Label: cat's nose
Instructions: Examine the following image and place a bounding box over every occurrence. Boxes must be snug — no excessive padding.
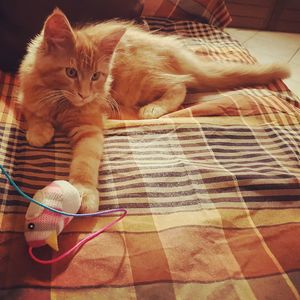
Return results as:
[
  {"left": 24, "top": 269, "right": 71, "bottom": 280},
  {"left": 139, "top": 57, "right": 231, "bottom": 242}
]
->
[{"left": 78, "top": 92, "right": 89, "bottom": 100}]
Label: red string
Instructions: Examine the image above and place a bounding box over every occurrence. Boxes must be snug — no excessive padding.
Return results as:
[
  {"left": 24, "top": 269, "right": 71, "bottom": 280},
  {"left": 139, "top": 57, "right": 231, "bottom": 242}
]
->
[{"left": 28, "top": 208, "right": 127, "bottom": 265}]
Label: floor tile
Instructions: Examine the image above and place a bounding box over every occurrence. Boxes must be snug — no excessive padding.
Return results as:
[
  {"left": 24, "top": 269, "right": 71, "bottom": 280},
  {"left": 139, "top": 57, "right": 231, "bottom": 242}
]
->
[
  {"left": 246, "top": 47, "right": 290, "bottom": 64},
  {"left": 225, "top": 28, "right": 258, "bottom": 44},
  {"left": 290, "top": 49, "right": 300, "bottom": 64},
  {"left": 288, "top": 62, "right": 300, "bottom": 82},
  {"left": 284, "top": 78, "right": 300, "bottom": 97},
  {"left": 254, "top": 31, "right": 300, "bottom": 48},
  {"left": 243, "top": 36, "right": 299, "bottom": 61}
]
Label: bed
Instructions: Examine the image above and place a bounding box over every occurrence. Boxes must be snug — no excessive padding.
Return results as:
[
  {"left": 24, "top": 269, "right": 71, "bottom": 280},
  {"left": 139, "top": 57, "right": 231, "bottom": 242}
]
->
[{"left": 1, "top": 1, "right": 300, "bottom": 299}]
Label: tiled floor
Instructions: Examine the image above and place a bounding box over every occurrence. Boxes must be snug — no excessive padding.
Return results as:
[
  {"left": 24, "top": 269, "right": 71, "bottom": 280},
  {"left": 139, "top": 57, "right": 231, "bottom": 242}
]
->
[{"left": 225, "top": 28, "right": 300, "bottom": 97}]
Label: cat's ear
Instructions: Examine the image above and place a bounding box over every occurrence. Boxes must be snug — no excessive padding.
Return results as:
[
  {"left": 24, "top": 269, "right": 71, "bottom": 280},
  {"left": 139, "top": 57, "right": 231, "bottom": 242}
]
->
[
  {"left": 43, "top": 8, "right": 75, "bottom": 52},
  {"left": 100, "top": 28, "right": 126, "bottom": 56}
]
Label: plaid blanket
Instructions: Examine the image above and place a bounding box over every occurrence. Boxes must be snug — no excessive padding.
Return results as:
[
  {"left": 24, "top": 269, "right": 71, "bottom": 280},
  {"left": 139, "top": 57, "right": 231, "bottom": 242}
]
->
[{"left": 1, "top": 18, "right": 300, "bottom": 300}]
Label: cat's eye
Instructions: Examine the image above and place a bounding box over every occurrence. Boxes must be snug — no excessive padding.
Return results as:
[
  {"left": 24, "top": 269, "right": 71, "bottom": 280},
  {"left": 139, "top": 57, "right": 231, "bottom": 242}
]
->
[
  {"left": 66, "top": 67, "right": 78, "bottom": 78},
  {"left": 91, "top": 72, "right": 101, "bottom": 81}
]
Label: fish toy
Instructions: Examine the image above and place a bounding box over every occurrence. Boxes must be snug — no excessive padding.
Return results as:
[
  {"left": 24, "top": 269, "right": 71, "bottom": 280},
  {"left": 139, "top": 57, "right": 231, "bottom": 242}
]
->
[
  {"left": 24, "top": 180, "right": 81, "bottom": 251},
  {"left": 0, "top": 165, "right": 127, "bottom": 265}
]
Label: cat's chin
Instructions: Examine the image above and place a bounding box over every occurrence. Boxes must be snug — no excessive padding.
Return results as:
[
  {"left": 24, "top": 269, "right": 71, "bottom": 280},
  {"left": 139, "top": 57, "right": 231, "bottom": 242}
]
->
[
  {"left": 70, "top": 99, "right": 93, "bottom": 107},
  {"left": 71, "top": 102, "right": 87, "bottom": 107}
]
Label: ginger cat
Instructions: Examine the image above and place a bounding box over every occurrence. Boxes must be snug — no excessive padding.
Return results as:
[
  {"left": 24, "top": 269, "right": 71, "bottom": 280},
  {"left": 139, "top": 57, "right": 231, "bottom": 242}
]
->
[{"left": 19, "top": 9, "right": 290, "bottom": 212}]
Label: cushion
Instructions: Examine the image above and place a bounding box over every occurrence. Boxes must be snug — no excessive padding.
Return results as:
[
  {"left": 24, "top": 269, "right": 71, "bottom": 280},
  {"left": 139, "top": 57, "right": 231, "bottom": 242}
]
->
[{"left": 142, "top": 0, "right": 232, "bottom": 28}]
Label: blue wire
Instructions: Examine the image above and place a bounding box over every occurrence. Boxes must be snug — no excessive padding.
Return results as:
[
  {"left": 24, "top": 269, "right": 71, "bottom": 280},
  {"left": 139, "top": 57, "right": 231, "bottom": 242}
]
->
[{"left": 0, "top": 165, "right": 126, "bottom": 217}]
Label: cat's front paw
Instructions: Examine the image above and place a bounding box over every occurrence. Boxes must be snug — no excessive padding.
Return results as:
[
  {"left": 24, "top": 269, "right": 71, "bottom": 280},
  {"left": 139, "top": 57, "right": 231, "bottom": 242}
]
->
[
  {"left": 139, "top": 104, "right": 168, "bottom": 119},
  {"left": 72, "top": 183, "right": 99, "bottom": 213},
  {"left": 26, "top": 123, "right": 54, "bottom": 147}
]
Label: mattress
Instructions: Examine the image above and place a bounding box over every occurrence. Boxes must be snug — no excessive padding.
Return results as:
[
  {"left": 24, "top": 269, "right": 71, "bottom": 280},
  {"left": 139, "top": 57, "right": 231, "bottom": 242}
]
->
[{"left": 1, "top": 17, "right": 300, "bottom": 300}]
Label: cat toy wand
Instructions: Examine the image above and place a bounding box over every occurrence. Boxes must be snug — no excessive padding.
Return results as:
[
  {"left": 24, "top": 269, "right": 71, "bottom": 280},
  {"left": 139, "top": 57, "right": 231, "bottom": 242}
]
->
[{"left": 0, "top": 165, "right": 127, "bottom": 265}]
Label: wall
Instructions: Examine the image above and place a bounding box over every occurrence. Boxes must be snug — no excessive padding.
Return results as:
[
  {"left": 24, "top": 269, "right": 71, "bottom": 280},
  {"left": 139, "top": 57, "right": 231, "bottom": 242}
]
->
[{"left": 226, "top": 0, "right": 300, "bottom": 33}]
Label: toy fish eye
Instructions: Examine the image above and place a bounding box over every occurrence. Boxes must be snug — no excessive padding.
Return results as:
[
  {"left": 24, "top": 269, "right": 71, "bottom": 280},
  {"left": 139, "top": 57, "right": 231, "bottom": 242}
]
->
[{"left": 28, "top": 223, "right": 35, "bottom": 230}]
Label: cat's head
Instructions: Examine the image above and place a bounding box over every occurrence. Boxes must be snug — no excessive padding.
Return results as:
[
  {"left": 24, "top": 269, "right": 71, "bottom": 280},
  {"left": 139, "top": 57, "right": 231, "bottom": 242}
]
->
[{"left": 30, "top": 8, "right": 125, "bottom": 107}]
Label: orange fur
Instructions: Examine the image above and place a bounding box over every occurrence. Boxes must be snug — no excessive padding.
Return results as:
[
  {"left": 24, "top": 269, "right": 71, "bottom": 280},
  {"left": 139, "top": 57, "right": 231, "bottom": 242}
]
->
[{"left": 19, "top": 9, "right": 290, "bottom": 212}]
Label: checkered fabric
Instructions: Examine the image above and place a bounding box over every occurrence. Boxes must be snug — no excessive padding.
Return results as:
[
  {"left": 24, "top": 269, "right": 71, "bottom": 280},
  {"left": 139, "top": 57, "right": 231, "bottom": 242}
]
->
[{"left": 1, "top": 18, "right": 300, "bottom": 300}]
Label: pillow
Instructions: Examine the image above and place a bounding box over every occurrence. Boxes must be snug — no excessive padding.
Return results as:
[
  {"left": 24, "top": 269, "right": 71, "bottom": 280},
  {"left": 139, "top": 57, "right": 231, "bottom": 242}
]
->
[
  {"left": 142, "top": 0, "right": 232, "bottom": 28},
  {"left": 0, "top": 0, "right": 143, "bottom": 73}
]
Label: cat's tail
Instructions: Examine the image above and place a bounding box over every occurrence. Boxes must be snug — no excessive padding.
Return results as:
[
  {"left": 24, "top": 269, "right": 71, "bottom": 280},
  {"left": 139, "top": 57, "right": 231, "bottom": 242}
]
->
[{"left": 176, "top": 51, "right": 290, "bottom": 90}]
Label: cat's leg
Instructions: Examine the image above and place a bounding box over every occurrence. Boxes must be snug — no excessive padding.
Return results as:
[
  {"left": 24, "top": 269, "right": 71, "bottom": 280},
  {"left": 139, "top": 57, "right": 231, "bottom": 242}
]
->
[
  {"left": 139, "top": 84, "right": 186, "bottom": 119},
  {"left": 68, "top": 125, "right": 104, "bottom": 213},
  {"left": 25, "top": 110, "right": 54, "bottom": 147}
]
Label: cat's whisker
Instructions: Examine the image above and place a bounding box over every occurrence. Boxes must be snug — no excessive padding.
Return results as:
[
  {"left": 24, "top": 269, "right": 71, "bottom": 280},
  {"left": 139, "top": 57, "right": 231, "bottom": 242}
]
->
[
  {"left": 60, "top": 90, "right": 78, "bottom": 100},
  {"left": 39, "top": 94, "right": 62, "bottom": 103},
  {"left": 56, "top": 97, "right": 70, "bottom": 112},
  {"left": 107, "top": 88, "right": 121, "bottom": 117},
  {"left": 39, "top": 94, "right": 61, "bottom": 101},
  {"left": 111, "top": 99, "right": 120, "bottom": 115},
  {"left": 38, "top": 97, "right": 60, "bottom": 106},
  {"left": 105, "top": 95, "right": 120, "bottom": 117},
  {"left": 36, "top": 90, "right": 66, "bottom": 108},
  {"left": 61, "top": 90, "right": 76, "bottom": 96},
  {"left": 105, "top": 99, "right": 115, "bottom": 115}
]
